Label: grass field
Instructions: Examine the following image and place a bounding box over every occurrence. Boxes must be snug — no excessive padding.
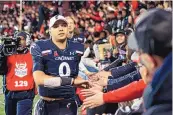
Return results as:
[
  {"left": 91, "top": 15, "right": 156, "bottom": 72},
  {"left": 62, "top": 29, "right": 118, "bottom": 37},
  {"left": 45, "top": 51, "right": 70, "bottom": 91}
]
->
[
  {"left": 0, "top": 77, "right": 40, "bottom": 115},
  {"left": 0, "top": 77, "right": 5, "bottom": 115}
]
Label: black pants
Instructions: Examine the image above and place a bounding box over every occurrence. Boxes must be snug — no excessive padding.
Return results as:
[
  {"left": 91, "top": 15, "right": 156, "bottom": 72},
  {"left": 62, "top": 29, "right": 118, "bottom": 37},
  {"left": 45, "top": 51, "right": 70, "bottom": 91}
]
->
[
  {"left": 34, "top": 99, "right": 78, "bottom": 115},
  {"left": 87, "top": 103, "right": 118, "bottom": 115},
  {"left": 5, "top": 96, "right": 33, "bottom": 115}
]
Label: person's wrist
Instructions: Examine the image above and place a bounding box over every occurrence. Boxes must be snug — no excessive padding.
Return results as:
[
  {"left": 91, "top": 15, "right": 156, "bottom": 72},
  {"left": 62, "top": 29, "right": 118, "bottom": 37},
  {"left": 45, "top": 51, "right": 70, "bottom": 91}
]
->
[{"left": 61, "top": 77, "right": 73, "bottom": 86}]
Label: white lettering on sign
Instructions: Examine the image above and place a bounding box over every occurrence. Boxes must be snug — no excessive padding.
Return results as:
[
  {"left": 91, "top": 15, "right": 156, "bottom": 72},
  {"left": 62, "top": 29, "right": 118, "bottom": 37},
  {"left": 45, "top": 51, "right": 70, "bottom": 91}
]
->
[
  {"left": 15, "top": 81, "right": 28, "bottom": 87},
  {"left": 15, "top": 62, "right": 27, "bottom": 77}
]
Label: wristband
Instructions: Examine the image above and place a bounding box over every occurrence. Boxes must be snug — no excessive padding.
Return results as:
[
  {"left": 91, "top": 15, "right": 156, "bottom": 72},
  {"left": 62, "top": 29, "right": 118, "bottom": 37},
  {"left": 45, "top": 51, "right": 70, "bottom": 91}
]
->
[
  {"left": 61, "top": 77, "right": 73, "bottom": 86},
  {"left": 103, "top": 87, "right": 108, "bottom": 93}
]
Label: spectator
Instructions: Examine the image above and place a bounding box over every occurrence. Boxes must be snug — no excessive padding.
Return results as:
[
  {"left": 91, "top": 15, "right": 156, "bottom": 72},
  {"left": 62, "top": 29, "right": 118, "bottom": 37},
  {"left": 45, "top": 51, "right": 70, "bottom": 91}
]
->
[{"left": 128, "top": 9, "right": 172, "bottom": 115}]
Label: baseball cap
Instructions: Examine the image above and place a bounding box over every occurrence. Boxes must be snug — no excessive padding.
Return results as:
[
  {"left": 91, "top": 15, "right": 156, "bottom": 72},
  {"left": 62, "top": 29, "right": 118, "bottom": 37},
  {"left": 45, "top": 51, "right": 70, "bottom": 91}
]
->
[
  {"left": 49, "top": 15, "right": 68, "bottom": 28},
  {"left": 16, "top": 31, "right": 30, "bottom": 39},
  {"left": 114, "top": 29, "right": 126, "bottom": 36},
  {"left": 128, "top": 9, "right": 172, "bottom": 56}
]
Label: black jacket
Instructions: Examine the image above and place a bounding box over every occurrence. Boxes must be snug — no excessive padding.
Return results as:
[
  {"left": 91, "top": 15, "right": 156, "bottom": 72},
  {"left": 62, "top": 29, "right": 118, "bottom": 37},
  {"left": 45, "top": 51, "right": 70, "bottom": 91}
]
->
[{"left": 0, "top": 45, "right": 7, "bottom": 75}]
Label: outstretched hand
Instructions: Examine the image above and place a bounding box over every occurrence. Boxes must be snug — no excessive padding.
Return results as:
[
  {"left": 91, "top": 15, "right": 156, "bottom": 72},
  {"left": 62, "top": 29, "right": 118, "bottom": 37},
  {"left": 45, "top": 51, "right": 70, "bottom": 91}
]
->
[
  {"left": 80, "top": 83, "right": 103, "bottom": 97},
  {"left": 73, "top": 76, "right": 90, "bottom": 89},
  {"left": 88, "top": 73, "right": 100, "bottom": 82},
  {"left": 82, "top": 92, "right": 105, "bottom": 109},
  {"left": 88, "top": 71, "right": 111, "bottom": 82}
]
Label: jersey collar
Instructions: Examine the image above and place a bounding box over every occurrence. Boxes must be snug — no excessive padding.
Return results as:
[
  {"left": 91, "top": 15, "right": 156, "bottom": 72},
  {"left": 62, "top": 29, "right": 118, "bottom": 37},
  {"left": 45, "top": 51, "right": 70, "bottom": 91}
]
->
[{"left": 49, "top": 38, "right": 70, "bottom": 52}]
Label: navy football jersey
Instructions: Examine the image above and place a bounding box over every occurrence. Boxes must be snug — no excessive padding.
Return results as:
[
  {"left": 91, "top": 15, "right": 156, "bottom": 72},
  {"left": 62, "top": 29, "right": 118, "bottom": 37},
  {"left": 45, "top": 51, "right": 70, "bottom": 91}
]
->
[{"left": 30, "top": 39, "right": 84, "bottom": 98}]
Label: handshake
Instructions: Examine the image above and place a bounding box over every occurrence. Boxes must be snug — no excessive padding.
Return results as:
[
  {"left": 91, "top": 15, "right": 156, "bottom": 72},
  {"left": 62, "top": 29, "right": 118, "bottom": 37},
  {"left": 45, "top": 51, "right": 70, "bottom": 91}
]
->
[
  {"left": 73, "top": 71, "right": 112, "bottom": 109},
  {"left": 73, "top": 71, "right": 111, "bottom": 89}
]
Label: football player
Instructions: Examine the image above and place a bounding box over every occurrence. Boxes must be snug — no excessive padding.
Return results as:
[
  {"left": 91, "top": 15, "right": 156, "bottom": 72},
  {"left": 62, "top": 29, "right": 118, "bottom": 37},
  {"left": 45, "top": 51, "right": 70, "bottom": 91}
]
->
[{"left": 30, "top": 15, "right": 88, "bottom": 115}]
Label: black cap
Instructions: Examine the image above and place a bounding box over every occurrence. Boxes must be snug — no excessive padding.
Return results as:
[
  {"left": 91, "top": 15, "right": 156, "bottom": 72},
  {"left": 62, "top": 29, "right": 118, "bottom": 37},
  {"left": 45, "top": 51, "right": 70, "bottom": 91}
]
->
[
  {"left": 15, "top": 31, "right": 31, "bottom": 46},
  {"left": 128, "top": 9, "right": 172, "bottom": 57},
  {"left": 16, "top": 31, "right": 28, "bottom": 39},
  {"left": 114, "top": 29, "right": 126, "bottom": 36}
]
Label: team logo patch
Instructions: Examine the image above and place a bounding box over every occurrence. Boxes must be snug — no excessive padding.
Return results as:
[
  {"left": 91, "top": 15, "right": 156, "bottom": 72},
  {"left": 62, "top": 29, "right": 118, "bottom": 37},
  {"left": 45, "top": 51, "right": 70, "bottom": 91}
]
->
[
  {"left": 70, "top": 52, "right": 75, "bottom": 55},
  {"left": 42, "top": 50, "right": 52, "bottom": 56},
  {"left": 15, "top": 62, "right": 28, "bottom": 78}
]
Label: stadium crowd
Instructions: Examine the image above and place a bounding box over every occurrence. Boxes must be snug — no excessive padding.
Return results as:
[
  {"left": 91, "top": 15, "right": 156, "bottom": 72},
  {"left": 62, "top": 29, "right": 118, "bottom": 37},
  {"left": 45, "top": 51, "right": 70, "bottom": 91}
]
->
[{"left": 0, "top": 1, "right": 172, "bottom": 115}]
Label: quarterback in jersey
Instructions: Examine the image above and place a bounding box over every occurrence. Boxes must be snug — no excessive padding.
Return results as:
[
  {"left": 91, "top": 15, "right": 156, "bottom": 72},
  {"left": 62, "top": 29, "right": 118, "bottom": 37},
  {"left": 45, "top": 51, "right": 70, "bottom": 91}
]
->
[{"left": 30, "top": 15, "right": 88, "bottom": 115}]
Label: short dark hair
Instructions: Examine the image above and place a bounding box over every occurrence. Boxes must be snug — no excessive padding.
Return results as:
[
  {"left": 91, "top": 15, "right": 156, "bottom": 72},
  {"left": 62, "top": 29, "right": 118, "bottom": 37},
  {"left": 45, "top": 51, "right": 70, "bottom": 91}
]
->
[
  {"left": 93, "top": 32, "right": 100, "bottom": 38},
  {"left": 100, "top": 31, "right": 107, "bottom": 37},
  {"left": 85, "top": 40, "right": 93, "bottom": 44}
]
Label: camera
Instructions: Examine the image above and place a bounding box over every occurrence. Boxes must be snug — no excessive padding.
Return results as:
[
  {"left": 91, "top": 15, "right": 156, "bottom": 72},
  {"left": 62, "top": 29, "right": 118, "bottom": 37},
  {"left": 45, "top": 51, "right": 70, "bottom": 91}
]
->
[{"left": 0, "top": 36, "right": 21, "bottom": 56}]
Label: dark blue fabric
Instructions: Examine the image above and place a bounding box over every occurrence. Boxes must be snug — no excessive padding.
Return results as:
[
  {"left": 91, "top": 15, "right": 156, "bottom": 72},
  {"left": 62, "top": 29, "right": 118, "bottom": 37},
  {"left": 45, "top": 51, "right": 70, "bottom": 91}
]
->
[
  {"left": 37, "top": 5, "right": 48, "bottom": 31},
  {"left": 103, "top": 58, "right": 124, "bottom": 71},
  {"left": 35, "top": 99, "right": 78, "bottom": 115},
  {"left": 110, "top": 62, "right": 137, "bottom": 78},
  {"left": 5, "top": 95, "right": 33, "bottom": 115},
  {"left": 143, "top": 52, "right": 172, "bottom": 114},
  {"left": 30, "top": 39, "right": 84, "bottom": 98},
  {"left": 5, "top": 89, "right": 35, "bottom": 100},
  {"left": 142, "top": 104, "right": 172, "bottom": 115},
  {"left": 107, "top": 70, "right": 141, "bottom": 91},
  {"left": 38, "top": 85, "right": 76, "bottom": 99},
  {"left": 87, "top": 105, "right": 106, "bottom": 115},
  {"left": 0, "top": 44, "right": 7, "bottom": 75},
  {"left": 85, "top": 65, "right": 98, "bottom": 72},
  {"left": 69, "top": 34, "right": 86, "bottom": 44}
]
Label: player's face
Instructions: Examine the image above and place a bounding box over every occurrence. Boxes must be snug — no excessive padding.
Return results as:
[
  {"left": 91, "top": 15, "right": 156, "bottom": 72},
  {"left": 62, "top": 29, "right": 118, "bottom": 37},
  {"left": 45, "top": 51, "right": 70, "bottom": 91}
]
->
[
  {"left": 18, "top": 36, "right": 26, "bottom": 47},
  {"left": 50, "top": 20, "right": 68, "bottom": 41},
  {"left": 66, "top": 18, "right": 75, "bottom": 32},
  {"left": 116, "top": 33, "right": 126, "bottom": 44}
]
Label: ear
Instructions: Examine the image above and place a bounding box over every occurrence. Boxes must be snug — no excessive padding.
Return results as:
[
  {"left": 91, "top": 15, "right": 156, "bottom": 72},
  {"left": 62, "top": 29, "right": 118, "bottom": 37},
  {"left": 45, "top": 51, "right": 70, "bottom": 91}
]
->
[
  {"left": 140, "top": 53, "right": 156, "bottom": 70},
  {"left": 139, "top": 65, "right": 151, "bottom": 84}
]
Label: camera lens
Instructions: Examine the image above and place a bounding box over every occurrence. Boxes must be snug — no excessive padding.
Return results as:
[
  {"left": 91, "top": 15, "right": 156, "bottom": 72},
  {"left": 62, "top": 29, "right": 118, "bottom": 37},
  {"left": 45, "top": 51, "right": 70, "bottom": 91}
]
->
[{"left": 11, "top": 42, "right": 15, "bottom": 45}]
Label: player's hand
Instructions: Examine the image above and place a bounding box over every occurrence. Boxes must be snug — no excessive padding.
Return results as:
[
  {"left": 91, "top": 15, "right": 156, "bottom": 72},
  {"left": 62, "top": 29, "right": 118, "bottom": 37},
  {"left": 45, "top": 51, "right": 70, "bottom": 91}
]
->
[
  {"left": 94, "top": 77, "right": 108, "bottom": 87},
  {"left": 88, "top": 71, "right": 111, "bottom": 82},
  {"left": 88, "top": 73, "right": 99, "bottom": 82},
  {"left": 82, "top": 92, "right": 104, "bottom": 109},
  {"left": 73, "top": 76, "right": 90, "bottom": 89},
  {"left": 80, "top": 83, "right": 103, "bottom": 97}
]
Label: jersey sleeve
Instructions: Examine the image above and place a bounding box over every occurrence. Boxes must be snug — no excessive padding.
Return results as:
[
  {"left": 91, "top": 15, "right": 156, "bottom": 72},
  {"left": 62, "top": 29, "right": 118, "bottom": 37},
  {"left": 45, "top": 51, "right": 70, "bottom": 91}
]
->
[
  {"left": 110, "top": 62, "right": 137, "bottom": 78},
  {"left": 75, "top": 43, "right": 85, "bottom": 56},
  {"left": 30, "top": 42, "right": 44, "bottom": 72},
  {"left": 103, "top": 79, "right": 146, "bottom": 103},
  {"left": 107, "top": 70, "right": 141, "bottom": 91}
]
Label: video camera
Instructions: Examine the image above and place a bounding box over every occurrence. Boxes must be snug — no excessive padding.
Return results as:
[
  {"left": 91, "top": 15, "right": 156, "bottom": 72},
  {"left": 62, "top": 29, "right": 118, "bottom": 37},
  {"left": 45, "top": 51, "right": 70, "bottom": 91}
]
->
[{"left": 0, "top": 36, "right": 21, "bottom": 56}]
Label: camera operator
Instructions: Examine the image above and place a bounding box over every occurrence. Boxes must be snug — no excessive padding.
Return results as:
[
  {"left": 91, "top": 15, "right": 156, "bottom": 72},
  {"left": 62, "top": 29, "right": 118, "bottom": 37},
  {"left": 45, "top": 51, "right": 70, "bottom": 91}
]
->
[{"left": 0, "top": 31, "right": 35, "bottom": 115}]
